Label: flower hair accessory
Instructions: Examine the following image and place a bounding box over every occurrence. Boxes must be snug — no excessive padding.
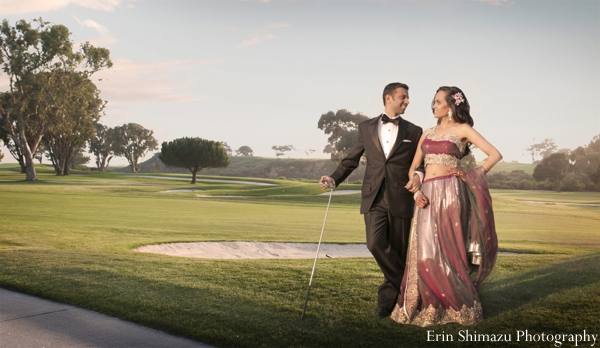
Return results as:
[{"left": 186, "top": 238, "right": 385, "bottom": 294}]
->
[{"left": 452, "top": 92, "right": 465, "bottom": 106}]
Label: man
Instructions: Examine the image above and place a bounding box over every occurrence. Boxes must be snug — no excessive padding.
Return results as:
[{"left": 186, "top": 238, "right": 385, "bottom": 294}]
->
[{"left": 320, "top": 82, "right": 424, "bottom": 319}]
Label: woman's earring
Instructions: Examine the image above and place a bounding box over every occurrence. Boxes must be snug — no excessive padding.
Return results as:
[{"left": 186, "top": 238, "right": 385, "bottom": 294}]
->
[{"left": 448, "top": 110, "right": 453, "bottom": 121}]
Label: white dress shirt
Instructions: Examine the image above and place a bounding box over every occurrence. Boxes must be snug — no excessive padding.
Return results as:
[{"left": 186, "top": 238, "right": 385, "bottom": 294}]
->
[
  {"left": 378, "top": 113, "right": 424, "bottom": 186},
  {"left": 378, "top": 113, "right": 400, "bottom": 158}
]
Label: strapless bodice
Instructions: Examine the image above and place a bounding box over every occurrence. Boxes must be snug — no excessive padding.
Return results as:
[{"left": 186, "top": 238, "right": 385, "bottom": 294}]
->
[{"left": 422, "top": 127, "right": 466, "bottom": 168}]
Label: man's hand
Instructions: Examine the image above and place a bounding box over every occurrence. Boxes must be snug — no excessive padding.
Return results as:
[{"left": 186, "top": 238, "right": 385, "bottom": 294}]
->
[
  {"left": 319, "top": 175, "right": 335, "bottom": 189},
  {"left": 415, "top": 192, "right": 429, "bottom": 208},
  {"left": 405, "top": 173, "right": 422, "bottom": 193}
]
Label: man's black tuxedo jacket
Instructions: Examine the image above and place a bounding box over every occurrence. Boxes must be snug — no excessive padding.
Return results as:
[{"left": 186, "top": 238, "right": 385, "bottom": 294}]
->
[{"left": 329, "top": 115, "right": 423, "bottom": 218}]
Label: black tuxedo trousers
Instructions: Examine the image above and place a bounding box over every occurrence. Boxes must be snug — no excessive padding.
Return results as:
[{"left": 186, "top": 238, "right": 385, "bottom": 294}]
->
[{"left": 330, "top": 116, "right": 423, "bottom": 310}]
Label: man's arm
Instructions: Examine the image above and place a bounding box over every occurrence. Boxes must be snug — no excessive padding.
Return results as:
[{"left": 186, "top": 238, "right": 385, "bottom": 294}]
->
[{"left": 321, "top": 125, "right": 366, "bottom": 188}]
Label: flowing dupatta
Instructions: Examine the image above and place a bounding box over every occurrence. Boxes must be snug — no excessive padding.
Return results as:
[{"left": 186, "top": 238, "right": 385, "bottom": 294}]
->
[{"left": 465, "top": 166, "right": 498, "bottom": 289}]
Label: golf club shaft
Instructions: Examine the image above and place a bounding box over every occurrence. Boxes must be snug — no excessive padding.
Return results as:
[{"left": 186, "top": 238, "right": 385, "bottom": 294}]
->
[{"left": 301, "top": 187, "right": 334, "bottom": 320}]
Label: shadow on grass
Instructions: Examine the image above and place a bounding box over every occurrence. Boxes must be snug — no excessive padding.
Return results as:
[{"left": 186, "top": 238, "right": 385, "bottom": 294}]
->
[
  {"left": 2, "top": 250, "right": 599, "bottom": 348},
  {"left": 480, "top": 252, "right": 600, "bottom": 319}
]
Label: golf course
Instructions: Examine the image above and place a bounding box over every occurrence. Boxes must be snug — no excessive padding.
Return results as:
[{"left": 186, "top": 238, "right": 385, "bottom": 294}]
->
[{"left": 1, "top": 164, "right": 599, "bottom": 347}]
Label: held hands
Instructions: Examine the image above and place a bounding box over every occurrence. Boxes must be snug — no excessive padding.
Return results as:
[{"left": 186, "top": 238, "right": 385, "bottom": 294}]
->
[
  {"left": 319, "top": 176, "right": 335, "bottom": 189},
  {"left": 405, "top": 173, "right": 422, "bottom": 193},
  {"left": 448, "top": 167, "right": 466, "bottom": 182}
]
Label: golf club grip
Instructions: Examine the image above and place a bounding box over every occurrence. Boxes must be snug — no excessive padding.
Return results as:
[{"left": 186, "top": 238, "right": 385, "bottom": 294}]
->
[{"left": 300, "top": 284, "right": 312, "bottom": 320}]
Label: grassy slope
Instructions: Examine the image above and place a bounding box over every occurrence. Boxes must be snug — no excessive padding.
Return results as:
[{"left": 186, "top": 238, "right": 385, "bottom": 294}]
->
[
  {"left": 104, "top": 156, "right": 535, "bottom": 178},
  {"left": 0, "top": 169, "right": 598, "bottom": 347}
]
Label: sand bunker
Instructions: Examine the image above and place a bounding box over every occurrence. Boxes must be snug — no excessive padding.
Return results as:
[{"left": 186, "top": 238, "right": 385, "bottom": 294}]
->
[
  {"left": 135, "top": 242, "right": 371, "bottom": 259},
  {"left": 135, "top": 242, "right": 518, "bottom": 259}
]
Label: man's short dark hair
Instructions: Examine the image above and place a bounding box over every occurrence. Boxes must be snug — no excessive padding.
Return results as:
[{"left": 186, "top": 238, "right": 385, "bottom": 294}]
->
[{"left": 382, "top": 82, "right": 409, "bottom": 105}]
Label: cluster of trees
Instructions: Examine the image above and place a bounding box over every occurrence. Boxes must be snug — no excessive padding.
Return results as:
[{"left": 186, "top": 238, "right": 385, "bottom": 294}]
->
[
  {"left": 531, "top": 135, "right": 600, "bottom": 191},
  {"left": 0, "top": 19, "right": 112, "bottom": 180},
  {"left": 88, "top": 123, "right": 158, "bottom": 173},
  {"left": 490, "top": 135, "right": 600, "bottom": 192},
  {"left": 0, "top": 19, "right": 160, "bottom": 178}
]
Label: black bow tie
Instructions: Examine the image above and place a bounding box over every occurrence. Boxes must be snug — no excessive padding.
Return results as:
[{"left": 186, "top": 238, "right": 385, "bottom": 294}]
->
[{"left": 381, "top": 114, "right": 400, "bottom": 126}]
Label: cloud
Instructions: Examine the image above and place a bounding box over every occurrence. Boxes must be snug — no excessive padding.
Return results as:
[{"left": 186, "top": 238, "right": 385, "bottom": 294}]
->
[
  {"left": 477, "top": 0, "right": 515, "bottom": 6},
  {"left": 236, "top": 23, "right": 290, "bottom": 48},
  {"left": 75, "top": 17, "right": 109, "bottom": 36},
  {"left": 0, "top": 0, "right": 134, "bottom": 15},
  {"left": 238, "top": 34, "right": 278, "bottom": 48},
  {"left": 94, "top": 58, "right": 217, "bottom": 104},
  {"left": 73, "top": 16, "right": 117, "bottom": 46}
]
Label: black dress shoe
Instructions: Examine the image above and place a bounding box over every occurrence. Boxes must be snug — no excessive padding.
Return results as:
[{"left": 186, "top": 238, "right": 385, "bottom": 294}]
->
[{"left": 377, "top": 307, "right": 392, "bottom": 319}]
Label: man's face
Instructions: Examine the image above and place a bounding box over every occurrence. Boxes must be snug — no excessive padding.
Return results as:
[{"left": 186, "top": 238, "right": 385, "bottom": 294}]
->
[{"left": 387, "top": 87, "right": 410, "bottom": 115}]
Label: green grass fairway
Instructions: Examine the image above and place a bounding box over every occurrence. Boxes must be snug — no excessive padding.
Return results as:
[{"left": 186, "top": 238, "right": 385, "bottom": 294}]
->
[{"left": 1, "top": 168, "right": 599, "bottom": 347}]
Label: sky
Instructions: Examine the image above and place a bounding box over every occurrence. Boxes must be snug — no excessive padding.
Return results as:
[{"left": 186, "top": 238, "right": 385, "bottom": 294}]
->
[{"left": 1, "top": 0, "right": 599, "bottom": 166}]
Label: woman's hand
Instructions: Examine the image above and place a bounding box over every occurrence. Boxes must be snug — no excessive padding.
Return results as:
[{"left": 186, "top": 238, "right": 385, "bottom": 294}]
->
[
  {"left": 414, "top": 191, "right": 429, "bottom": 208},
  {"left": 448, "top": 167, "right": 466, "bottom": 182}
]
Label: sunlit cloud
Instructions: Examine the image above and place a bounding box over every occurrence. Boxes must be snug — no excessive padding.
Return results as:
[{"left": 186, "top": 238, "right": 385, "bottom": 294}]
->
[
  {"left": 236, "top": 23, "right": 290, "bottom": 48},
  {"left": 94, "top": 58, "right": 217, "bottom": 105},
  {"left": 0, "top": 0, "right": 135, "bottom": 15},
  {"left": 238, "top": 34, "right": 277, "bottom": 48},
  {"left": 74, "top": 17, "right": 108, "bottom": 35},
  {"left": 476, "top": 0, "right": 515, "bottom": 6},
  {"left": 73, "top": 16, "right": 118, "bottom": 46}
]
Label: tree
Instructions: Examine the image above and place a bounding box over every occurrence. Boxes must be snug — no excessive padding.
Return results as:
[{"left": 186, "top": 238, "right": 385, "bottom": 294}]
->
[
  {"left": 0, "top": 127, "right": 25, "bottom": 172},
  {"left": 219, "top": 141, "right": 233, "bottom": 157},
  {"left": 533, "top": 152, "right": 570, "bottom": 191},
  {"left": 41, "top": 72, "right": 104, "bottom": 175},
  {"left": 159, "top": 137, "right": 230, "bottom": 184},
  {"left": 525, "top": 138, "right": 557, "bottom": 164},
  {"left": 112, "top": 123, "right": 158, "bottom": 173},
  {"left": 569, "top": 134, "right": 600, "bottom": 189},
  {"left": 0, "top": 147, "right": 3, "bottom": 162},
  {"left": 236, "top": 145, "right": 253, "bottom": 156},
  {"left": 0, "top": 18, "right": 111, "bottom": 181},
  {"left": 318, "top": 109, "right": 369, "bottom": 162},
  {"left": 272, "top": 144, "right": 296, "bottom": 158},
  {"left": 89, "top": 123, "right": 118, "bottom": 172},
  {"left": 70, "top": 146, "right": 90, "bottom": 169},
  {"left": 305, "top": 148, "right": 316, "bottom": 157}
]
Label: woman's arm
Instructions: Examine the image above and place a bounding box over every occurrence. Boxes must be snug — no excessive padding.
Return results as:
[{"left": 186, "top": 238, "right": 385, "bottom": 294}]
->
[
  {"left": 408, "top": 132, "right": 426, "bottom": 178},
  {"left": 460, "top": 124, "right": 503, "bottom": 172}
]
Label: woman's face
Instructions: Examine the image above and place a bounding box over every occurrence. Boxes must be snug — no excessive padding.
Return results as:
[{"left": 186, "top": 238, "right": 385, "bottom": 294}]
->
[{"left": 432, "top": 91, "right": 450, "bottom": 119}]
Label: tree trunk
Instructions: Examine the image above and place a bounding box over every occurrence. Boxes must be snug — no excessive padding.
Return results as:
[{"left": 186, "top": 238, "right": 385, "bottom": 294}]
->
[
  {"left": 24, "top": 154, "right": 38, "bottom": 181},
  {"left": 191, "top": 170, "right": 198, "bottom": 184}
]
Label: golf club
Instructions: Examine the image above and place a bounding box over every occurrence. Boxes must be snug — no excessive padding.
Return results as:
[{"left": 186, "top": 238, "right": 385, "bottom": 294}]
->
[{"left": 301, "top": 179, "right": 334, "bottom": 320}]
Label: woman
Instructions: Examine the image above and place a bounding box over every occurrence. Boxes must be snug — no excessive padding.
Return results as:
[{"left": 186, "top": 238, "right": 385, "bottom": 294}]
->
[{"left": 390, "top": 86, "right": 502, "bottom": 326}]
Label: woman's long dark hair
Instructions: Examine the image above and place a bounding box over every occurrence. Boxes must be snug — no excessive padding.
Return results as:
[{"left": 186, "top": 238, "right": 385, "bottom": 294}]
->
[{"left": 433, "top": 86, "right": 474, "bottom": 155}]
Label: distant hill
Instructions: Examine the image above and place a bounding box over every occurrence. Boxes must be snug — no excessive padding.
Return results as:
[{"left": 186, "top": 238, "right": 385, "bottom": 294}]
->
[
  {"left": 477, "top": 161, "right": 536, "bottom": 174},
  {"left": 112, "top": 154, "right": 535, "bottom": 180},
  {"left": 113, "top": 154, "right": 367, "bottom": 182}
]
